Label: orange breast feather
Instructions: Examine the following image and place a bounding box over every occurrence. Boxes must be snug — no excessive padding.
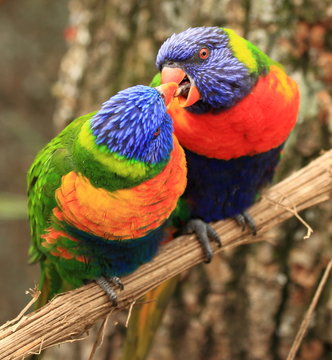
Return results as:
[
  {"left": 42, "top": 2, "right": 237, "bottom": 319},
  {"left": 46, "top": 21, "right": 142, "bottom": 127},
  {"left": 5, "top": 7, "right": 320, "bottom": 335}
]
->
[{"left": 53, "top": 136, "right": 186, "bottom": 241}]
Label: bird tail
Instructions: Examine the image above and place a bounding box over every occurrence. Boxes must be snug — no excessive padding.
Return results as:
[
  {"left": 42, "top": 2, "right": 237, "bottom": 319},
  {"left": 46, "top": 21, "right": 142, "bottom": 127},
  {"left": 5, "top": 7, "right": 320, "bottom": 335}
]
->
[
  {"left": 121, "top": 276, "right": 180, "bottom": 360},
  {"left": 35, "top": 259, "right": 63, "bottom": 309}
]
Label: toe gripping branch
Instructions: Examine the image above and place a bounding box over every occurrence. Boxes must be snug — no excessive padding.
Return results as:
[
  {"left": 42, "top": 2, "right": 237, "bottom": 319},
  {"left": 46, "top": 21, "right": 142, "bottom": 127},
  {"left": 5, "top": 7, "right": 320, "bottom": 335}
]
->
[
  {"left": 234, "top": 211, "right": 257, "bottom": 235},
  {"left": 96, "top": 276, "right": 124, "bottom": 306},
  {"left": 184, "top": 219, "right": 222, "bottom": 263}
]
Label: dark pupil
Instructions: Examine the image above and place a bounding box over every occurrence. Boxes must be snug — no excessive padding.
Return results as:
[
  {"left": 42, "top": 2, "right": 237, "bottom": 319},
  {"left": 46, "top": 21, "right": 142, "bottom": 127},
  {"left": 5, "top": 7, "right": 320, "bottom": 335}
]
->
[
  {"left": 154, "top": 127, "right": 161, "bottom": 137},
  {"left": 202, "top": 51, "right": 206, "bottom": 56}
]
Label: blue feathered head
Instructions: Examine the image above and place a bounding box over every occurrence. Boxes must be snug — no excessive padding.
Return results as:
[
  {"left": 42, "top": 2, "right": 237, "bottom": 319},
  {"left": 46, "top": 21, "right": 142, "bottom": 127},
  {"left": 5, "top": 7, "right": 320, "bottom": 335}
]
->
[
  {"left": 156, "top": 27, "right": 266, "bottom": 112},
  {"left": 91, "top": 85, "right": 174, "bottom": 164}
]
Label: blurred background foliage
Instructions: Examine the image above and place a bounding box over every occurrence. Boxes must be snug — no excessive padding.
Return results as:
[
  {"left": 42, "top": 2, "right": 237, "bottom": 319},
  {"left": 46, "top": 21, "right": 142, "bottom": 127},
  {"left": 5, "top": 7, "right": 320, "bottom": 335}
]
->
[{"left": 0, "top": 0, "right": 331, "bottom": 359}]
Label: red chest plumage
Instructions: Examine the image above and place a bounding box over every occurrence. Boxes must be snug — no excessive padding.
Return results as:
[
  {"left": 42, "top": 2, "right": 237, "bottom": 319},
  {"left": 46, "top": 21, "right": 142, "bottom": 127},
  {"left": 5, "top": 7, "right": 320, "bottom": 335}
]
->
[{"left": 168, "top": 65, "right": 299, "bottom": 160}]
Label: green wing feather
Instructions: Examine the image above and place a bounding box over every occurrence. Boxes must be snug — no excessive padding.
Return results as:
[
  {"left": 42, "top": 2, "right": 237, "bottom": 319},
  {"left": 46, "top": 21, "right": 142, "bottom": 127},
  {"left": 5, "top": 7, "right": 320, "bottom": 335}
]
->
[
  {"left": 27, "top": 114, "right": 95, "bottom": 306},
  {"left": 27, "top": 114, "right": 94, "bottom": 263}
]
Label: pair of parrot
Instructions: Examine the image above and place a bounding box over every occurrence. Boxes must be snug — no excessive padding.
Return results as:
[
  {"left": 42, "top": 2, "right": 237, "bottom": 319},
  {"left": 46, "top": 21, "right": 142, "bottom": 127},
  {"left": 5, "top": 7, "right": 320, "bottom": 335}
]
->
[{"left": 27, "top": 26, "right": 299, "bottom": 357}]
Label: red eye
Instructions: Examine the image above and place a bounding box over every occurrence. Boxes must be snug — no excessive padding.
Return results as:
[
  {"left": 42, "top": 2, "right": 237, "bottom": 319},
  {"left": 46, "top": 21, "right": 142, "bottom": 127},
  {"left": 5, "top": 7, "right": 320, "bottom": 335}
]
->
[
  {"left": 199, "top": 47, "right": 209, "bottom": 59},
  {"left": 153, "top": 127, "right": 161, "bottom": 138}
]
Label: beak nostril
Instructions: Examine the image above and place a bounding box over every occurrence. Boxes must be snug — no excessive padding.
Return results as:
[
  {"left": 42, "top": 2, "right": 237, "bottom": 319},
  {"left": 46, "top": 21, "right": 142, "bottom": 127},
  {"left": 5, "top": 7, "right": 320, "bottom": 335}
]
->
[{"left": 166, "top": 61, "right": 174, "bottom": 66}]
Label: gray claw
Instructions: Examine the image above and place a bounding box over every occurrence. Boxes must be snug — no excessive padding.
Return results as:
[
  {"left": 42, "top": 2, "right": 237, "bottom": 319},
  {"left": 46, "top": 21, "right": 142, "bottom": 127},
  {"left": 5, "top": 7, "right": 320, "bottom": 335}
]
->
[
  {"left": 185, "top": 219, "right": 222, "bottom": 263},
  {"left": 109, "top": 275, "right": 124, "bottom": 290},
  {"left": 234, "top": 213, "right": 246, "bottom": 231},
  {"left": 234, "top": 211, "right": 257, "bottom": 235},
  {"left": 96, "top": 276, "right": 123, "bottom": 306}
]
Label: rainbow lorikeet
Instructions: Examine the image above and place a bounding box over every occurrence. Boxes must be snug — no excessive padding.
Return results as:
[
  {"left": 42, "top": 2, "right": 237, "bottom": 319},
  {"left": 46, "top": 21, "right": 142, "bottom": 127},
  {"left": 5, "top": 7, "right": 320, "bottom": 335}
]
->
[
  {"left": 27, "top": 83, "right": 187, "bottom": 307},
  {"left": 156, "top": 26, "right": 299, "bottom": 256},
  {"left": 122, "top": 27, "right": 299, "bottom": 359}
]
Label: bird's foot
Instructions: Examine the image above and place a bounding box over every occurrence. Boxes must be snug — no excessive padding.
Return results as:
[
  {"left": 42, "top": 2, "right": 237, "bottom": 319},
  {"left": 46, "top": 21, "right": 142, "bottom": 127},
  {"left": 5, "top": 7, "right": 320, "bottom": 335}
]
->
[
  {"left": 234, "top": 211, "right": 257, "bottom": 235},
  {"left": 183, "top": 219, "right": 222, "bottom": 263},
  {"left": 96, "top": 276, "right": 124, "bottom": 306}
]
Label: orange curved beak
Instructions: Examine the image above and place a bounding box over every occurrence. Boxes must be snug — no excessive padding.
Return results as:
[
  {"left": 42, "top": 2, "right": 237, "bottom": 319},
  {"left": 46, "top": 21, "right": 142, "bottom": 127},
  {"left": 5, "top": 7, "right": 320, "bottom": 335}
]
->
[
  {"left": 161, "top": 67, "right": 201, "bottom": 107},
  {"left": 155, "top": 82, "right": 179, "bottom": 106}
]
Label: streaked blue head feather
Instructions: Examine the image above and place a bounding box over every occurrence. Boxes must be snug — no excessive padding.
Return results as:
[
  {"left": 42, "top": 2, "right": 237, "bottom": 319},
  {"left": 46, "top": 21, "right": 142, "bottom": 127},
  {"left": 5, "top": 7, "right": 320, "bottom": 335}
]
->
[
  {"left": 156, "top": 27, "right": 255, "bottom": 111},
  {"left": 91, "top": 85, "right": 173, "bottom": 164}
]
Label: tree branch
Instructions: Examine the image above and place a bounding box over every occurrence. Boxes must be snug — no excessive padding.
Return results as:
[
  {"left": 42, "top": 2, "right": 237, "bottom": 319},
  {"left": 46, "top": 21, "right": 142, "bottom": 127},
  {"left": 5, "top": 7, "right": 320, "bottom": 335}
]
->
[{"left": 1, "top": 150, "right": 332, "bottom": 360}]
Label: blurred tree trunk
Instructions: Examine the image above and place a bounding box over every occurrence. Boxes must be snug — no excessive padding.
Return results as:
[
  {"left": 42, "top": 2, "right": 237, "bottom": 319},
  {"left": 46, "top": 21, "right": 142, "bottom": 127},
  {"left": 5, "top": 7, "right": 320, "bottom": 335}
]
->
[{"left": 50, "top": 0, "right": 332, "bottom": 359}]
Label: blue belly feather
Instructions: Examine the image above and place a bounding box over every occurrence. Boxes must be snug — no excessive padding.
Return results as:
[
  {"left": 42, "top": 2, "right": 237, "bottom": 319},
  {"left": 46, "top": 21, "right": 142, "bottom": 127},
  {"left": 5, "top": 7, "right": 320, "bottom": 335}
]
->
[
  {"left": 61, "top": 223, "right": 164, "bottom": 278},
  {"left": 183, "top": 145, "right": 284, "bottom": 222}
]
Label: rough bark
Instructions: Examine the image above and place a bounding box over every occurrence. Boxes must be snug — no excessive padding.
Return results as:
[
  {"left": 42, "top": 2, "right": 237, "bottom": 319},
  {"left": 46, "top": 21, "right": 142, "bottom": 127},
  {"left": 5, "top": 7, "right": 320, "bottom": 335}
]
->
[{"left": 46, "top": 0, "right": 332, "bottom": 359}]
